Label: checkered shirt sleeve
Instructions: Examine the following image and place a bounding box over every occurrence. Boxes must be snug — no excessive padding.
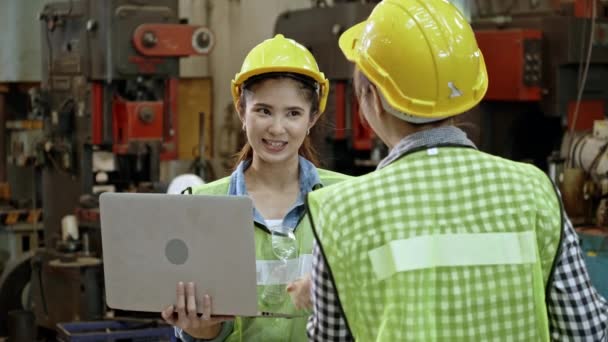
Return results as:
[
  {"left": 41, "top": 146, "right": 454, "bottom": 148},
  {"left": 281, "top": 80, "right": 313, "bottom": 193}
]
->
[
  {"left": 307, "top": 212, "right": 608, "bottom": 341},
  {"left": 307, "top": 243, "right": 353, "bottom": 341},
  {"left": 547, "top": 214, "right": 608, "bottom": 341}
]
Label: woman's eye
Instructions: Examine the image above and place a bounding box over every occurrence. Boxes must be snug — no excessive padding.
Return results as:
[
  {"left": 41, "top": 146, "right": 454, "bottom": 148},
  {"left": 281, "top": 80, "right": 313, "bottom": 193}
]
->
[
  {"left": 257, "top": 108, "right": 271, "bottom": 115},
  {"left": 288, "top": 111, "right": 302, "bottom": 117}
]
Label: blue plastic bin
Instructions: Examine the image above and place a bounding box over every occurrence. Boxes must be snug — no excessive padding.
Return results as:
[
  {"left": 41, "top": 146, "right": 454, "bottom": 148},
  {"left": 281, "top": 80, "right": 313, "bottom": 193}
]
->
[{"left": 56, "top": 320, "right": 177, "bottom": 342}]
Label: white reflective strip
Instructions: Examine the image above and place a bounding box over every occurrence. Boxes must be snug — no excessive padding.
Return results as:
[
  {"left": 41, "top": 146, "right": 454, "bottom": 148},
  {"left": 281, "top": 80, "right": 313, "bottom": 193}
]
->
[
  {"left": 256, "top": 254, "right": 313, "bottom": 285},
  {"left": 368, "top": 232, "right": 538, "bottom": 281}
]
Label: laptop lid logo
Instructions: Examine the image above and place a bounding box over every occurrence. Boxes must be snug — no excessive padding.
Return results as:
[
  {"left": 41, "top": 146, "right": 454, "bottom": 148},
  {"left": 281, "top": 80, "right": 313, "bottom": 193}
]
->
[{"left": 165, "top": 238, "right": 189, "bottom": 265}]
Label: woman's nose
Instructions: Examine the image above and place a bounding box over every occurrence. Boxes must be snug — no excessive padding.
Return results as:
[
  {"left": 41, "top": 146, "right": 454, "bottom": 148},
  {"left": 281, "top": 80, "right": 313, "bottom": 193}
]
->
[{"left": 268, "top": 117, "right": 286, "bottom": 135}]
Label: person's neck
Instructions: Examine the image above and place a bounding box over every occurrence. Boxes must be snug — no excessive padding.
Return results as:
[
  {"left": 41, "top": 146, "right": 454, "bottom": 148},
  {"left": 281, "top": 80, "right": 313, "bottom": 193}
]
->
[
  {"left": 384, "top": 114, "right": 452, "bottom": 149},
  {"left": 245, "top": 154, "right": 300, "bottom": 192}
]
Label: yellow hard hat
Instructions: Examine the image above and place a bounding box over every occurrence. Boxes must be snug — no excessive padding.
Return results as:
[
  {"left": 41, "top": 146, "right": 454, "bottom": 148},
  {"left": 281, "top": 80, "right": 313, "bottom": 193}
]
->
[
  {"left": 232, "top": 34, "right": 330, "bottom": 114},
  {"left": 339, "top": 0, "right": 488, "bottom": 120}
]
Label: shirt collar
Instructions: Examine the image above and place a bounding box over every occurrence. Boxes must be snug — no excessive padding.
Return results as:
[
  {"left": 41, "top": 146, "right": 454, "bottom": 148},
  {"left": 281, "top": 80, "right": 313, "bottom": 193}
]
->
[
  {"left": 377, "top": 126, "right": 476, "bottom": 169},
  {"left": 229, "top": 156, "right": 320, "bottom": 195},
  {"left": 228, "top": 156, "right": 321, "bottom": 228}
]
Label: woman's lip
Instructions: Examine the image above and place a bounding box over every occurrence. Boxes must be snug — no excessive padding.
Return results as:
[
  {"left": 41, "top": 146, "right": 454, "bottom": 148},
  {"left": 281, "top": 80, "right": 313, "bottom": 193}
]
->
[{"left": 262, "top": 139, "right": 288, "bottom": 152}]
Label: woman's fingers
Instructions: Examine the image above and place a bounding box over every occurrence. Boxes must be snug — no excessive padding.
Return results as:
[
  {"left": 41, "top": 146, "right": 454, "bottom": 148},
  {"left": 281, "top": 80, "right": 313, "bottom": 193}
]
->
[
  {"left": 161, "top": 305, "right": 176, "bottom": 324},
  {"left": 202, "top": 294, "right": 212, "bottom": 320},
  {"left": 175, "top": 282, "right": 189, "bottom": 326},
  {"left": 186, "top": 282, "right": 199, "bottom": 321}
]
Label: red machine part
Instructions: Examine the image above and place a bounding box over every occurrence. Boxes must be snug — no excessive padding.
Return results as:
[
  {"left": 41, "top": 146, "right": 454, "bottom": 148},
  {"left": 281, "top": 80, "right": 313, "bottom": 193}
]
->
[
  {"left": 475, "top": 29, "right": 542, "bottom": 101},
  {"left": 575, "top": 0, "right": 600, "bottom": 18},
  {"left": 161, "top": 78, "right": 179, "bottom": 160},
  {"left": 75, "top": 207, "right": 100, "bottom": 223},
  {"left": 90, "top": 80, "right": 178, "bottom": 159},
  {"left": 133, "top": 24, "right": 214, "bottom": 57},
  {"left": 91, "top": 84, "right": 103, "bottom": 145},
  {"left": 112, "top": 99, "right": 164, "bottom": 154},
  {"left": 331, "top": 81, "right": 373, "bottom": 151},
  {"left": 567, "top": 100, "right": 606, "bottom": 131}
]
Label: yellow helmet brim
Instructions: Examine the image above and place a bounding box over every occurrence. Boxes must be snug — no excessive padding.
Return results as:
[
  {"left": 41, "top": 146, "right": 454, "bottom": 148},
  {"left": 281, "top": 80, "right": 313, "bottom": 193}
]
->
[{"left": 338, "top": 21, "right": 366, "bottom": 63}]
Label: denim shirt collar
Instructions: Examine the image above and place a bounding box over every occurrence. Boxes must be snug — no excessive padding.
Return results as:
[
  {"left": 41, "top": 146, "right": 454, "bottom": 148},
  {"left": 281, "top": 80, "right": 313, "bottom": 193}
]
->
[{"left": 228, "top": 156, "right": 321, "bottom": 230}]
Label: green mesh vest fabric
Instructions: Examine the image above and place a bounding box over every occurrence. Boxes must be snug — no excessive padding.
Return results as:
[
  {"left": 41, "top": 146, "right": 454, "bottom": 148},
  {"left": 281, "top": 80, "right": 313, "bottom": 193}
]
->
[
  {"left": 192, "top": 169, "right": 351, "bottom": 341},
  {"left": 308, "top": 148, "right": 562, "bottom": 342}
]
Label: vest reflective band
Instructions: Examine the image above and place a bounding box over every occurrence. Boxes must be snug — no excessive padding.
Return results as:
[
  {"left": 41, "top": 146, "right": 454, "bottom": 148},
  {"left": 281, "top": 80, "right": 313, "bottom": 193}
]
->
[
  {"left": 369, "top": 231, "right": 538, "bottom": 281},
  {"left": 256, "top": 254, "right": 313, "bottom": 285}
]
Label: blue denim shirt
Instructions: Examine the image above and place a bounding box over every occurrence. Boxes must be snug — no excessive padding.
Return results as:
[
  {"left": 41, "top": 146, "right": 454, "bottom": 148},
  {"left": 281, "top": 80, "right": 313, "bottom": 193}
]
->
[
  {"left": 229, "top": 156, "right": 321, "bottom": 230},
  {"left": 177, "top": 156, "right": 321, "bottom": 342}
]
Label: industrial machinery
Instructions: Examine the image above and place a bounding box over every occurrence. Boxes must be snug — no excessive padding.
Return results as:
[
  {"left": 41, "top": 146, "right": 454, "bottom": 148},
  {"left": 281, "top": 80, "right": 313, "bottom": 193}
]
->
[
  {"left": 557, "top": 120, "right": 608, "bottom": 226},
  {"left": 471, "top": 0, "right": 608, "bottom": 168},
  {"left": 470, "top": 0, "right": 608, "bottom": 224},
  {"left": 0, "top": 0, "right": 214, "bottom": 336}
]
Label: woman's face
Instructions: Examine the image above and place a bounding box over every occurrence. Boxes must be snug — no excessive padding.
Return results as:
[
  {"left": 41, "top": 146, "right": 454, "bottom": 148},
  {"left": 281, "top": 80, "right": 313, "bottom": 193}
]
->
[{"left": 241, "top": 77, "right": 314, "bottom": 166}]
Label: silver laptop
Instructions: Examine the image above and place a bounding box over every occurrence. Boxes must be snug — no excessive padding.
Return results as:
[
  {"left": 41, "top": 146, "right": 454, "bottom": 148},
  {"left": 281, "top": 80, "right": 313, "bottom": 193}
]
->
[{"left": 100, "top": 192, "right": 260, "bottom": 317}]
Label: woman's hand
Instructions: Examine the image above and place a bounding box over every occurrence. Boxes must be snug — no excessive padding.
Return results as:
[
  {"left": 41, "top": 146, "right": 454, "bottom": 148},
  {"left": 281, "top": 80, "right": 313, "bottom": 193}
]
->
[
  {"left": 161, "top": 282, "right": 234, "bottom": 339},
  {"left": 287, "top": 274, "right": 312, "bottom": 311}
]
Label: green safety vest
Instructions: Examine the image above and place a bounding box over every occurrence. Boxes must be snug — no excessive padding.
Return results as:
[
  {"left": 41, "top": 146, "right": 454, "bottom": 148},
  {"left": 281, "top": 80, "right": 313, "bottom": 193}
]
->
[
  {"left": 307, "top": 147, "right": 562, "bottom": 342},
  {"left": 191, "top": 169, "right": 351, "bottom": 342}
]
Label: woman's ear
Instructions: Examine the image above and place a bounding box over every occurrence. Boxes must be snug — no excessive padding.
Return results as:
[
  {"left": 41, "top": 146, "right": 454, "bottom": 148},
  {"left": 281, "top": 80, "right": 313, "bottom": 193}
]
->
[
  {"left": 308, "top": 111, "right": 321, "bottom": 129},
  {"left": 367, "top": 85, "right": 384, "bottom": 121},
  {"left": 235, "top": 101, "right": 246, "bottom": 126}
]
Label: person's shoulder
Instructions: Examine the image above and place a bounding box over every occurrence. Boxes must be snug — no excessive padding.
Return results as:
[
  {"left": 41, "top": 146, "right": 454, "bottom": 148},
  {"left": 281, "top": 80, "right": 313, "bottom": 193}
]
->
[
  {"left": 191, "top": 176, "right": 231, "bottom": 195},
  {"left": 309, "top": 169, "right": 365, "bottom": 203},
  {"left": 472, "top": 150, "right": 558, "bottom": 198},
  {"left": 478, "top": 150, "right": 549, "bottom": 180},
  {"left": 316, "top": 168, "right": 354, "bottom": 186}
]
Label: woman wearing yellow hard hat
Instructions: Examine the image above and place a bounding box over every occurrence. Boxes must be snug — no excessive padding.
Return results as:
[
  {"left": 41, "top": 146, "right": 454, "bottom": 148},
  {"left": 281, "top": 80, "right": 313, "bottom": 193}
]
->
[
  {"left": 304, "top": 0, "right": 607, "bottom": 341},
  {"left": 160, "top": 34, "right": 351, "bottom": 341}
]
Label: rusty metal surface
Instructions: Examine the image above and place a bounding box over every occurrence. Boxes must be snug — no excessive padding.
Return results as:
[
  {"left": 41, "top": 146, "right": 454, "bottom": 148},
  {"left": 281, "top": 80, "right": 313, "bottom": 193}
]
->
[
  {"left": 30, "top": 250, "right": 104, "bottom": 330},
  {"left": 596, "top": 198, "right": 608, "bottom": 227},
  {"left": 42, "top": 169, "right": 81, "bottom": 249},
  {"left": 561, "top": 168, "right": 592, "bottom": 224}
]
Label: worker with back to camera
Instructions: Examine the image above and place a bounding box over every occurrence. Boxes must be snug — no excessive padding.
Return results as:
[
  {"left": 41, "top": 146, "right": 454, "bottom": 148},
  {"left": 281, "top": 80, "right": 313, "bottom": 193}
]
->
[
  {"left": 301, "top": 0, "right": 608, "bottom": 341},
  {"left": 159, "top": 34, "right": 351, "bottom": 341}
]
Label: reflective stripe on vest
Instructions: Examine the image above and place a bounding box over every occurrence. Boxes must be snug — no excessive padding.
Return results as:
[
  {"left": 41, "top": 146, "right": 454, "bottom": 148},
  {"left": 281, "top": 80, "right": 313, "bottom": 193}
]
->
[
  {"left": 369, "top": 231, "right": 538, "bottom": 281},
  {"left": 256, "top": 254, "right": 313, "bottom": 285}
]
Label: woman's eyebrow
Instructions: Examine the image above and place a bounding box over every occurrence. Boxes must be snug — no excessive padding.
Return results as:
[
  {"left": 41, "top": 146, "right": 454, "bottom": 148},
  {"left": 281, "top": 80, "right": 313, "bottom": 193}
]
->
[
  {"left": 286, "top": 106, "right": 305, "bottom": 111},
  {"left": 252, "top": 103, "right": 273, "bottom": 109}
]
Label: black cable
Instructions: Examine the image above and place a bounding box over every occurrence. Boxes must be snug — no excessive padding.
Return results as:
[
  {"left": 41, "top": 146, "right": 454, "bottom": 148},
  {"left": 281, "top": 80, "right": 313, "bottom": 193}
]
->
[{"left": 36, "top": 261, "right": 49, "bottom": 316}]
